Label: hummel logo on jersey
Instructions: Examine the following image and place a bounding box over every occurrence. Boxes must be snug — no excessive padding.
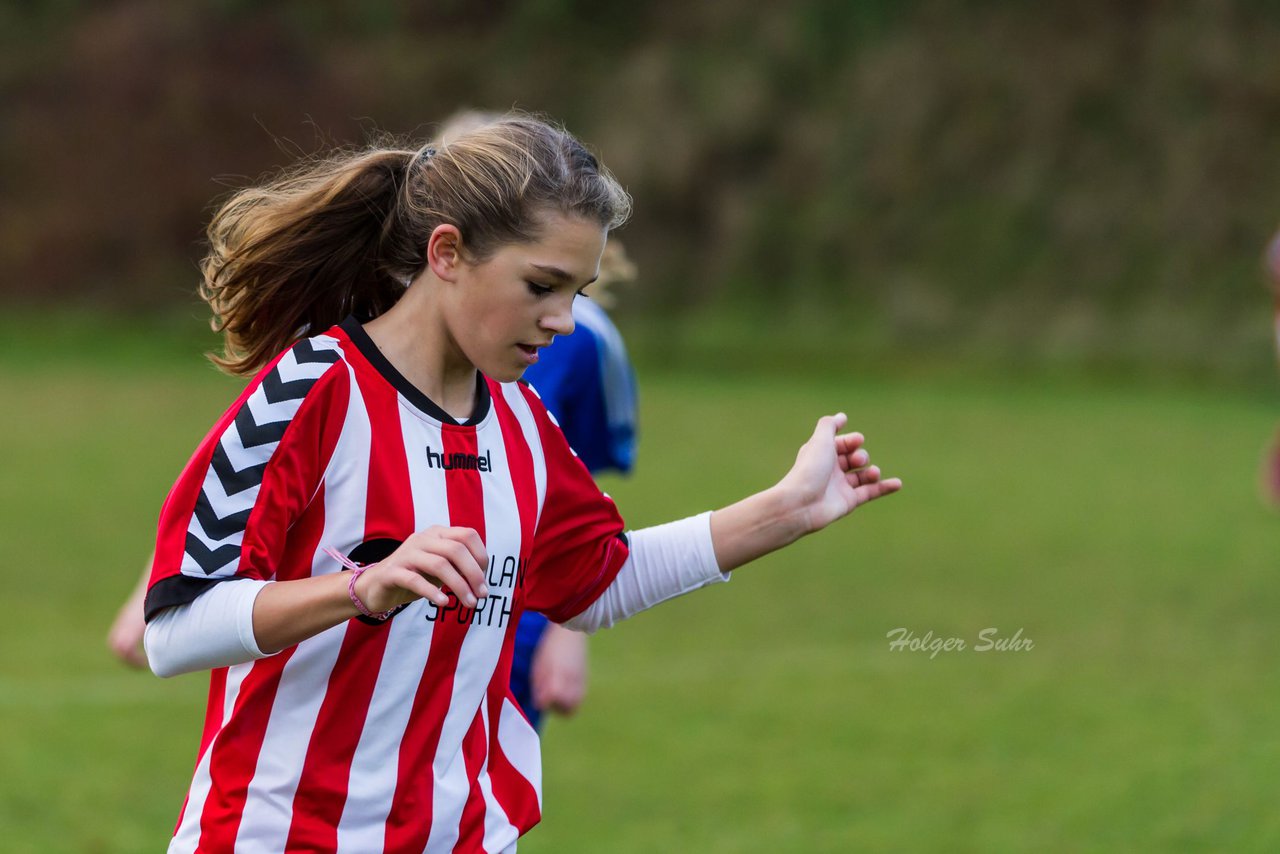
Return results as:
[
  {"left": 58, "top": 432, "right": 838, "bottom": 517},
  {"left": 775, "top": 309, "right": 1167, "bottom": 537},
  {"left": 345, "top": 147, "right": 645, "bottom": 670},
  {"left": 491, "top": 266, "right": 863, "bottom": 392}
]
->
[{"left": 425, "top": 446, "right": 494, "bottom": 472}]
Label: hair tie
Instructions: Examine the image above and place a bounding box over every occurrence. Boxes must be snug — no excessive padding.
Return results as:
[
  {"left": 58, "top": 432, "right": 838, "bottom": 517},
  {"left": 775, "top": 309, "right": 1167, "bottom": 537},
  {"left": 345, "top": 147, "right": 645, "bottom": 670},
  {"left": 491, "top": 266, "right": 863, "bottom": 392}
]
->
[{"left": 417, "top": 146, "right": 437, "bottom": 165}]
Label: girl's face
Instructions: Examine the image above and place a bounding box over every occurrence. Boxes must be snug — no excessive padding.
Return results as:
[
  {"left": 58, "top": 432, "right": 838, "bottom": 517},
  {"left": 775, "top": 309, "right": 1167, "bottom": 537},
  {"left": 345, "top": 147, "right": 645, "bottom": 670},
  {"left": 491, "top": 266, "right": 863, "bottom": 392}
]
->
[{"left": 444, "top": 212, "right": 607, "bottom": 382}]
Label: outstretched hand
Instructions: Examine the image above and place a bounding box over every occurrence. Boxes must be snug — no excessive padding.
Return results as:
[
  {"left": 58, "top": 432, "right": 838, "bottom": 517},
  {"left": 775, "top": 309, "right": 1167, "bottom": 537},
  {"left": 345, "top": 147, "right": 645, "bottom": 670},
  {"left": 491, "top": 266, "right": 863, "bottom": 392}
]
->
[
  {"left": 778, "top": 413, "right": 902, "bottom": 535},
  {"left": 708, "top": 413, "right": 901, "bottom": 573}
]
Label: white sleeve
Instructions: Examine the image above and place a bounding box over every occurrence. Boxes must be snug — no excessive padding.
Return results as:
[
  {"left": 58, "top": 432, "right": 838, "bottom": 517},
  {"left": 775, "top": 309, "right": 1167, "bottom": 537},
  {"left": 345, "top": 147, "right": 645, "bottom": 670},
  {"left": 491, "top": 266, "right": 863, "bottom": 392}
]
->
[
  {"left": 143, "top": 579, "right": 273, "bottom": 678},
  {"left": 562, "top": 511, "right": 729, "bottom": 633}
]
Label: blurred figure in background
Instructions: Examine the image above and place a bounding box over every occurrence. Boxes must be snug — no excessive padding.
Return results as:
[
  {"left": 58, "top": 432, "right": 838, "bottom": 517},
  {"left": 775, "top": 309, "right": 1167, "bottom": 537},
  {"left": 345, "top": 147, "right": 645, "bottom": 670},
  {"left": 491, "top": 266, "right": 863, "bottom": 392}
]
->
[
  {"left": 441, "top": 112, "right": 641, "bottom": 727},
  {"left": 438, "top": 110, "right": 640, "bottom": 724},
  {"left": 109, "top": 111, "right": 642, "bottom": 736},
  {"left": 512, "top": 237, "right": 638, "bottom": 727},
  {"left": 107, "top": 564, "right": 149, "bottom": 667}
]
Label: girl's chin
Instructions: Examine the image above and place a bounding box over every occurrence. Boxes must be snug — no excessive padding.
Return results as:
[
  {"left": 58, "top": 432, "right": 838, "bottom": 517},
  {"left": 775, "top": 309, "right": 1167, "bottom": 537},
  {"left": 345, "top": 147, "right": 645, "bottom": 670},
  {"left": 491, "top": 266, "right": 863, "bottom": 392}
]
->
[{"left": 484, "top": 363, "right": 526, "bottom": 384}]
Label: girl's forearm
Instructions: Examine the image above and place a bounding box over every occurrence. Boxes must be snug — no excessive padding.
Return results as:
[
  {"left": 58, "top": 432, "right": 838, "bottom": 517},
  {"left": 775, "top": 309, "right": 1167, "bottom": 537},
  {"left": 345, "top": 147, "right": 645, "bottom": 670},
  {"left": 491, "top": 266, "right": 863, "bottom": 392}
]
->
[
  {"left": 147, "top": 574, "right": 366, "bottom": 677},
  {"left": 147, "top": 571, "right": 399, "bottom": 678},
  {"left": 252, "top": 572, "right": 364, "bottom": 654},
  {"left": 709, "top": 485, "right": 810, "bottom": 573}
]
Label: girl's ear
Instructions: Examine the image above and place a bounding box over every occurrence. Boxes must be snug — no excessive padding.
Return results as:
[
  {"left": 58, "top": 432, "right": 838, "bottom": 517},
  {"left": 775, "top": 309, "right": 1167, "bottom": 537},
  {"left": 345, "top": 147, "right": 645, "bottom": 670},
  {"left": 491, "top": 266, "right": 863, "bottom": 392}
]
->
[{"left": 427, "top": 224, "right": 465, "bottom": 282}]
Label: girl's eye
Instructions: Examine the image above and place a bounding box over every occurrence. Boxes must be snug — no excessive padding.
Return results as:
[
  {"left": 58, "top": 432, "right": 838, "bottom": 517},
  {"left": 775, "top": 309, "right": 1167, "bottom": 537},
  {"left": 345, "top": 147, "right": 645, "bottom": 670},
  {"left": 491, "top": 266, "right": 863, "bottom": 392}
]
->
[
  {"left": 575, "top": 287, "right": 591, "bottom": 299},
  {"left": 526, "top": 281, "right": 553, "bottom": 297}
]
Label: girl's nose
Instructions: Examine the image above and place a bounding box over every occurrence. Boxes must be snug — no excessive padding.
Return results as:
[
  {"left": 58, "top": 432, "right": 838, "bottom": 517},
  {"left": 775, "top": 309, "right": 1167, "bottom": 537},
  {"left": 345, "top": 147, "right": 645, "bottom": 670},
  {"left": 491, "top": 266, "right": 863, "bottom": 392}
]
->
[{"left": 541, "top": 301, "right": 575, "bottom": 337}]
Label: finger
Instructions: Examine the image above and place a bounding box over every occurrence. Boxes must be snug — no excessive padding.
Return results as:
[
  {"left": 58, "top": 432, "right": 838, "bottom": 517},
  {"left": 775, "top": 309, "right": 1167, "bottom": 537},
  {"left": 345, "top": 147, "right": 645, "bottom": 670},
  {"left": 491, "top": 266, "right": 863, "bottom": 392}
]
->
[
  {"left": 848, "top": 464, "right": 881, "bottom": 486},
  {"left": 359, "top": 563, "right": 448, "bottom": 609},
  {"left": 838, "top": 446, "right": 871, "bottom": 473},
  {"left": 405, "top": 553, "right": 481, "bottom": 607},
  {"left": 833, "top": 431, "right": 866, "bottom": 456},
  {"left": 812, "top": 413, "right": 847, "bottom": 443},
  {"left": 853, "top": 477, "right": 902, "bottom": 505},
  {"left": 427, "top": 537, "right": 489, "bottom": 598},
  {"left": 440, "top": 527, "right": 489, "bottom": 572},
  {"left": 386, "top": 567, "right": 451, "bottom": 607},
  {"left": 404, "top": 540, "right": 482, "bottom": 597}
]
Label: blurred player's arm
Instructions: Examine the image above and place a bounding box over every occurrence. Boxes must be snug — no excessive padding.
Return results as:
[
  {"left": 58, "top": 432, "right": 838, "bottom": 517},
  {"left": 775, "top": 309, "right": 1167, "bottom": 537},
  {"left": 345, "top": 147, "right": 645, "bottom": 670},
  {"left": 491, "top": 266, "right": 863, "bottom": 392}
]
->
[
  {"left": 106, "top": 553, "right": 153, "bottom": 668},
  {"left": 531, "top": 623, "right": 588, "bottom": 716}
]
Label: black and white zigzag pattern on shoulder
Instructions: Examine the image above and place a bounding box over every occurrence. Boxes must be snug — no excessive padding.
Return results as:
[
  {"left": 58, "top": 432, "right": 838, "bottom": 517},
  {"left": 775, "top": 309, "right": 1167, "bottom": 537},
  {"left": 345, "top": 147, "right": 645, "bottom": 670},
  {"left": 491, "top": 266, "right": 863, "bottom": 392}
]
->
[{"left": 182, "top": 336, "right": 343, "bottom": 578}]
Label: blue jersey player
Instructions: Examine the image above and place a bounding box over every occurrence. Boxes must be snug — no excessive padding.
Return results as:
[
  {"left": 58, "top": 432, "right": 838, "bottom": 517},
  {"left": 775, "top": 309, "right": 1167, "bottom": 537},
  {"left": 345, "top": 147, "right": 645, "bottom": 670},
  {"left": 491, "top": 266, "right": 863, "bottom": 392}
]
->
[{"left": 511, "top": 278, "right": 638, "bottom": 728}]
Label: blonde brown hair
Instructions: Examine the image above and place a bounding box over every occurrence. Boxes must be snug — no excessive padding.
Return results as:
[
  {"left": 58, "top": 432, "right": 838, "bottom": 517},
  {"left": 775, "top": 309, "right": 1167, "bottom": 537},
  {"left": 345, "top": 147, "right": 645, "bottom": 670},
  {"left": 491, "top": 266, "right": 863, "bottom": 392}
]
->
[
  {"left": 440, "top": 109, "right": 639, "bottom": 306},
  {"left": 200, "top": 115, "right": 631, "bottom": 375}
]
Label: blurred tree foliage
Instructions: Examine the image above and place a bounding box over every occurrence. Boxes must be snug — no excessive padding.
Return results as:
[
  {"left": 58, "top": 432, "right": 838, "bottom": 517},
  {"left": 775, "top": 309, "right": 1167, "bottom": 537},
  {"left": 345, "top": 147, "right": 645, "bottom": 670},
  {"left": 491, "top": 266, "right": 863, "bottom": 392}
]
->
[{"left": 2, "top": 0, "right": 1279, "bottom": 363}]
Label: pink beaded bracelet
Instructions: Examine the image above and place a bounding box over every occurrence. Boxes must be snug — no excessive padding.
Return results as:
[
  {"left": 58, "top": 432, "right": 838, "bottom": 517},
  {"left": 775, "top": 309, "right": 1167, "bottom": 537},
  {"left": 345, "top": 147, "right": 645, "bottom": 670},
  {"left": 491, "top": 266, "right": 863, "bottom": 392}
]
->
[{"left": 322, "top": 546, "right": 396, "bottom": 621}]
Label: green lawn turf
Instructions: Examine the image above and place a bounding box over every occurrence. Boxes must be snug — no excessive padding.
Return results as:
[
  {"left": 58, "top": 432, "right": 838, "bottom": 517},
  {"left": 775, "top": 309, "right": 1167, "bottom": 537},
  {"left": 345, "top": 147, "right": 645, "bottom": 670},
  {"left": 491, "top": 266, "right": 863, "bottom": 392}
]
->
[{"left": 3, "top": 339, "right": 1280, "bottom": 852}]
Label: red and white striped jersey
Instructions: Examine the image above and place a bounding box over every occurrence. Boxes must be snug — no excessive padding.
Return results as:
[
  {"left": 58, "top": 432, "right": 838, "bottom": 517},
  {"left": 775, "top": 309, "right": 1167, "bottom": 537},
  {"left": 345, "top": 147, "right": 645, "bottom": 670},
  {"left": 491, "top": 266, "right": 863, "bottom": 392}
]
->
[{"left": 146, "top": 317, "right": 630, "bottom": 853}]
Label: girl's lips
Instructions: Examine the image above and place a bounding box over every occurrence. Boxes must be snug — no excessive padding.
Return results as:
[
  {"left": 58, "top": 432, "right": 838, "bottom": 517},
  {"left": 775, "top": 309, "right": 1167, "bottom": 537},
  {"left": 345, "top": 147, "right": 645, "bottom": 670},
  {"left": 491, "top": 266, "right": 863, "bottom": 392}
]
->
[{"left": 517, "top": 344, "right": 539, "bottom": 365}]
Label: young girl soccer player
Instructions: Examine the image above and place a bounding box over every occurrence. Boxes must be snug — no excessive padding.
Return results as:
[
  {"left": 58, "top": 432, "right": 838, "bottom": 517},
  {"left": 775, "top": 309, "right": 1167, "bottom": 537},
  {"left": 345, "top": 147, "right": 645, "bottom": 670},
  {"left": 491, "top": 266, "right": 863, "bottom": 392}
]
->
[
  {"left": 142, "top": 115, "right": 901, "bottom": 853},
  {"left": 107, "top": 125, "right": 638, "bottom": 733}
]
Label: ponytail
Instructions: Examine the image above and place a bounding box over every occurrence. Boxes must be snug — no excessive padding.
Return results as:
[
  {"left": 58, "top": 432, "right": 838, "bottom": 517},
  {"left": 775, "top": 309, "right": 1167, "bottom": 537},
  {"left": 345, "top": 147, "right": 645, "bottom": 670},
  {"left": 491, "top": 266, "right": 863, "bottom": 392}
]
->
[
  {"left": 200, "top": 115, "right": 631, "bottom": 376},
  {"left": 200, "top": 148, "right": 419, "bottom": 375}
]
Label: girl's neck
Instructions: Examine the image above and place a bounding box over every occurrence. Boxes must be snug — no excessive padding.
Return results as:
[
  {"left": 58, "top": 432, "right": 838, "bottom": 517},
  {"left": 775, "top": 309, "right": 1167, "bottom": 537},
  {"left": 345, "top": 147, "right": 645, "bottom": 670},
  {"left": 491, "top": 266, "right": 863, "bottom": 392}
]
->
[{"left": 363, "top": 287, "right": 477, "bottom": 421}]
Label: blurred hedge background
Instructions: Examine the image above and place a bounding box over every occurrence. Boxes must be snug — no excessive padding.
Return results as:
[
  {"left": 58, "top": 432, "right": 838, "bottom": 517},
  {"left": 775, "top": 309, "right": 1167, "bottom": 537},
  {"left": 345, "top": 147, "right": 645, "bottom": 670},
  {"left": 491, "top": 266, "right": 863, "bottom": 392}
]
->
[{"left": 3, "top": 0, "right": 1280, "bottom": 381}]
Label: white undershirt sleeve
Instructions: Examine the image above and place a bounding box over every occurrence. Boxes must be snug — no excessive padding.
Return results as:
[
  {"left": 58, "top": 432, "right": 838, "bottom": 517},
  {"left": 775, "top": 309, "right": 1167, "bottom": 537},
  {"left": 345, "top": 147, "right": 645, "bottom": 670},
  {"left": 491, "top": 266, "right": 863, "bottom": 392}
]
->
[
  {"left": 144, "top": 579, "right": 274, "bottom": 678},
  {"left": 145, "top": 513, "right": 725, "bottom": 671},
  {"left": 563, "top": 511, "right": 729, "bottom": 634}
]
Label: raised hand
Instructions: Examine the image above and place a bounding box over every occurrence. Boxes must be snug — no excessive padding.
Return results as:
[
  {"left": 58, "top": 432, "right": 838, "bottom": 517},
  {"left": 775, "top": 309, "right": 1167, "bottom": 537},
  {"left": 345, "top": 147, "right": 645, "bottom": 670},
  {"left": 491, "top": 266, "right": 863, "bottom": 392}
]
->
[
  {"left": 778, "top": 413, "right": 902, "bottom": 534},
  {"left": 709, "top": 413, "right": 901, "bottom": 573}
]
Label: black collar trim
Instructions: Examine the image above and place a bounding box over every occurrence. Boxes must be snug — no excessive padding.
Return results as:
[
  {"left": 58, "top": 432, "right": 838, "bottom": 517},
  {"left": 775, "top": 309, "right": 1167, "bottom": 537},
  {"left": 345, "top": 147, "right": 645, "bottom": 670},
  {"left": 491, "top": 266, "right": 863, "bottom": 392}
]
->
[{"left": 340, "top": 316, "right": 490, "bottom": 426}]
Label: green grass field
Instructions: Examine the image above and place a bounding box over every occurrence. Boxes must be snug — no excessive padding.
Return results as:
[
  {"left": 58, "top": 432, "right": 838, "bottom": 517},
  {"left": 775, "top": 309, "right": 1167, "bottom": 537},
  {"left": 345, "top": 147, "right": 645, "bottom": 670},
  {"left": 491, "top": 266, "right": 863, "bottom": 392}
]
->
[{"left": 3, "top": 329, "right": 1280, "bottom": 852}]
